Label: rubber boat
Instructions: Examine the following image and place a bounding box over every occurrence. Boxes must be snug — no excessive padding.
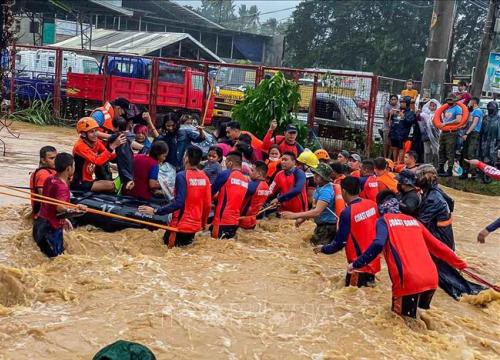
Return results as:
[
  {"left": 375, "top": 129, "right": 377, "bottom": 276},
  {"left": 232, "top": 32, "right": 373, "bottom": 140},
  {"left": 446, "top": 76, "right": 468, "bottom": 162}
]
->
[{"left": 70, "top": 191, "right": 171, "bottom": 232}]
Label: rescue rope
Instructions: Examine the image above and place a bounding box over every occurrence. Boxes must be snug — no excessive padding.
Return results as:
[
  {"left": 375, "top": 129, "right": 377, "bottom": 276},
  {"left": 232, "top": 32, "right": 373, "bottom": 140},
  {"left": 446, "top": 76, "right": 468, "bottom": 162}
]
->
[
  {"left": 462, "top": 268, "right": 500, "bottom": 292},
  {"left": 0, "top": 184, "right": 178, "bottom": 232},
  {"left": 238, "top": 203, "right": 278, "bottom": 220}
]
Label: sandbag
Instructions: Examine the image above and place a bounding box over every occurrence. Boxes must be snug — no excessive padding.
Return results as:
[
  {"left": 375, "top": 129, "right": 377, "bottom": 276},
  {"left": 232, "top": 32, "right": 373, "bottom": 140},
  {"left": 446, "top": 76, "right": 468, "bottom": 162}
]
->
[
  {"left": 71, "top": 191, "right": 171, "bottom": 232},
  {"left": 93, "top": 340, "right": 156, "bottom": 360}
]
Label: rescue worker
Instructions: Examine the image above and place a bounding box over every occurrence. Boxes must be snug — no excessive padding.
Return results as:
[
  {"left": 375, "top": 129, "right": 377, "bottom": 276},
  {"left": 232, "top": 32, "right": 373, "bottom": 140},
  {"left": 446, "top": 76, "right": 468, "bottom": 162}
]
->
[
  {"left": 30, "top": 146, "right": 57, "bottom": 216},
  {"left": 464, "top": 159, "right": 500, "bottom": 180},
  {"left": 269, "top": 151, "right": 308, "bottom": 213},
  {"left": 139, "top": 146, "right": 211, "bottom": 248},
  {"left": 359, "top": 160, "right": 379, "bottom": 202},
  {"left": 330, "top": 161, "right": 346, "bottom": 185},
  {"left": 239, "top": 161, "right": 271, "bottom": 230},
  {"left": 281, "top": 163, "right": 345, "bottom": 246},
  {"left": 314, "top": 149, "right": 330, "bottom": 163},
  {"left": 315, "top": 176, "right": 381, "bottom": 287},
  {"left": 438, "top": 94, "right": 463, "bottom": 177},
  {"left": 460, "top": 97, "right": 483, "bottom": 179},
  {"left": 348, "top": 153, "right": 362, "bottom": 177},
  {"left": 71, "top": 117, "right": 125, "bottom": 193},
  {"left": 336, "top": 150, "right": 350, "bottom": 165},
  {"left": 416, "top": 164, "right": 484, "bottom": 299},
  {"left": 262, "top": 120, "right": 304, "bottom": 157},
  {"left": 296, "top": 150, "right": 319, "bottom": 207},
  {"left": 396, "top": 169, "right": 421, "bottom": 217},
  {"left": 374, "top": 157, "right": 398, "bottom": 192},
  {"left": 348, "top": 190, "right": 468, "bottom": 318},
  {"left": 211, "top": 151, "right": 249, "bottom": 239},
  {"left": 91, "top": 97, "right": 130, "bottom": 135}
]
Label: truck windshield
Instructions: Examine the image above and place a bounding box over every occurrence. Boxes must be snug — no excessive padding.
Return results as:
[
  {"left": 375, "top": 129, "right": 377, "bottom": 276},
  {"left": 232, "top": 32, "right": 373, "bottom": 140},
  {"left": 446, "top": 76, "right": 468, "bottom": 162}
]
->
[{"left": 83, "top": 60, "right": 99, "bottom": 74}]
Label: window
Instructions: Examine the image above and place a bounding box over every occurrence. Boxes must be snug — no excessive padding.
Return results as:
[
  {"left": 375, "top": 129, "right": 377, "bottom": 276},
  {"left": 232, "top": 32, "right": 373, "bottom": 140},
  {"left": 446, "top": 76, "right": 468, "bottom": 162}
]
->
[
  {"left": 192, "top": 75, "right": 203, "bottom": 91},
  {"left": 157, "top": 64, "right": 184, "bottom": 84},
  {"left": 83, "top": 60, "right": 99, "bottom": 74},
  {"left": 48, "top": 56, "right": 55, "bottom": 68}
]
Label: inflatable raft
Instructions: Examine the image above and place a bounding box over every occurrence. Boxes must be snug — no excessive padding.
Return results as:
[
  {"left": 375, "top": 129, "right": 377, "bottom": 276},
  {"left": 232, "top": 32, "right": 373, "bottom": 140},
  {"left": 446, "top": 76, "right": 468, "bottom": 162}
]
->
[{"left": 70, "top": 191, "right": 171, "bottom": 232}]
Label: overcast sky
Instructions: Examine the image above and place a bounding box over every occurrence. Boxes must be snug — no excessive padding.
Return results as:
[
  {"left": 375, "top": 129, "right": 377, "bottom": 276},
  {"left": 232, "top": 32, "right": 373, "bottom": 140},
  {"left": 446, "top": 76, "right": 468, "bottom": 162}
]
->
[{"left": 175, "top": 1, "right": 301, "bottom": 21}]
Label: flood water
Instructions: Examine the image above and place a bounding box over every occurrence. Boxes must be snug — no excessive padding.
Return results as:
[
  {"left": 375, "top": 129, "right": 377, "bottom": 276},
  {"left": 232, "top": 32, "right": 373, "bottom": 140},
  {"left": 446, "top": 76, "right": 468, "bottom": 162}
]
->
[{"left": 0, "top": 121, "right": 499, "bottom": 359}]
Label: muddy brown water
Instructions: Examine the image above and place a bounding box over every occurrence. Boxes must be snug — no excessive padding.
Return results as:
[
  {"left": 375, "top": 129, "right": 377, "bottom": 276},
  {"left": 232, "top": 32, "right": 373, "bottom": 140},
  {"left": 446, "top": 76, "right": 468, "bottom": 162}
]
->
[{"left": 0, "top": 121, "right": 499, "bottom": 359}]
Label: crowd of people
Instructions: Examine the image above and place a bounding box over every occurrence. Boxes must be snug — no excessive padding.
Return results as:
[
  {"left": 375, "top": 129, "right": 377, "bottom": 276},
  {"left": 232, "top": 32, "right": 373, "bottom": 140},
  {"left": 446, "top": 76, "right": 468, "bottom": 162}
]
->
[
  {"left": 383, "top": 80, "right": 499, "bottom": 181},
  {"left": 28, "top": 95, "right": 498, "bottom": 319}
]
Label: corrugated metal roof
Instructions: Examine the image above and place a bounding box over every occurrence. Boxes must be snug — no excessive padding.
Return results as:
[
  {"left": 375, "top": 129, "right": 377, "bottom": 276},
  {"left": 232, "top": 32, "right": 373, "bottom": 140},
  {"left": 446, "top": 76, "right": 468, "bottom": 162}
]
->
[{"left": 52, "top": 29, "right": 224, "bottom": 62}]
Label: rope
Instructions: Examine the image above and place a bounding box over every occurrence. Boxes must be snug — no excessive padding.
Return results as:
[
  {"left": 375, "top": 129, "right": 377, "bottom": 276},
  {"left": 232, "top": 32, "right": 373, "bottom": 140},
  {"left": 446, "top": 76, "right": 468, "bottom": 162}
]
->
[{"left": 0, "top": 184, "right": 178, "bottom": 232}]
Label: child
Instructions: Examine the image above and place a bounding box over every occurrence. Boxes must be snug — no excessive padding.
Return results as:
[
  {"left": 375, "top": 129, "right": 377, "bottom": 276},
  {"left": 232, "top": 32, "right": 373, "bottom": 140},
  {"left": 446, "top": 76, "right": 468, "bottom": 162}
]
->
[
  {"left": 108, "top": 116, "right": 135, "bottom": 192},
  {"left": 30, "top": 146, "right": 57, "bottom": 217},
  {"left": 33, "top": 153, "right": 86, "bottom": 257},
  {"left": 204, "top": 146, "right": 223, "bottom": 184},
  {"left": 133, "top": 124, "right": 152, "bottom": 155}
]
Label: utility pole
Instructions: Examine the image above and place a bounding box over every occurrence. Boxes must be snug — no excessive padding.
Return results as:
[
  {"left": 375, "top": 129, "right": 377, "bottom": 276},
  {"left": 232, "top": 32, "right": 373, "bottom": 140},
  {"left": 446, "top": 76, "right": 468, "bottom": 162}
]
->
[
  {"left": 470, "top": 0, "right": 499, "bottom": 98},
  {"left": 421, "top": 0, "right": 457, "bottom": 101}
]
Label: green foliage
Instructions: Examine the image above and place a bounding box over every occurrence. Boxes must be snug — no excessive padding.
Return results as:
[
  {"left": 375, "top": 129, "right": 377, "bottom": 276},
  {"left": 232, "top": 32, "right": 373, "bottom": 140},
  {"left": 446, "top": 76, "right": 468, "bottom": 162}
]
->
[
  {"left": 8, "top": 98, "right": 56, "bottom": 126},
  {"left": 284, "top": 0, "right": 485, "bottom": 79},
  {"left": 232, "top": 72, "right": 307, "bottom": 143}
]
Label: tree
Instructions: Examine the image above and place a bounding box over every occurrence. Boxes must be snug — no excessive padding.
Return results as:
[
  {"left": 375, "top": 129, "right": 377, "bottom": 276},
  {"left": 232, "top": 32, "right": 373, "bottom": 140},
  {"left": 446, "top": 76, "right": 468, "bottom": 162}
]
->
[
  {"left": 285, "top": 1, "right": 433, "bottom": 79},
  {"left": 234, "top": 4, "right": 260, "bottom": 32},
  {"left": 449, "top": 0, "right": 488, "bottom": 78},
  {"left": 261, "top": 18, "right": 278, "bottom": 36},
  {"left": 199, "top": 0, "right": 236, "bottom": 24}
]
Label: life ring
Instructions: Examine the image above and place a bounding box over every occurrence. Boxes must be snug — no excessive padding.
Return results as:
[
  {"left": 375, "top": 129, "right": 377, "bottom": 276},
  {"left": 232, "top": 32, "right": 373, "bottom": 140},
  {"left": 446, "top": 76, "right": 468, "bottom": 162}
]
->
[{"left": 432, "top": 102, "right": 469, "bottom": 131}]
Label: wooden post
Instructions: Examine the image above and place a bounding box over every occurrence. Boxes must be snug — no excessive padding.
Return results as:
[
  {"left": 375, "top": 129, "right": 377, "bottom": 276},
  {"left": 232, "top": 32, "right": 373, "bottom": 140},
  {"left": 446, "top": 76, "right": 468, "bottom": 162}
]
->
[{"left": 149, "top": 57, "right": 159, "bottom": 124}]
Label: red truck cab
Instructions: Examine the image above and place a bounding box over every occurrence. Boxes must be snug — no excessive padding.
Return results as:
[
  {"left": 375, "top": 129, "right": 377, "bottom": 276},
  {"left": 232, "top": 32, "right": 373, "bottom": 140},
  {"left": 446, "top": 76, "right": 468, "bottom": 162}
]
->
[{"left": 66, "top": 56, "right": 214, "bottom": 124}]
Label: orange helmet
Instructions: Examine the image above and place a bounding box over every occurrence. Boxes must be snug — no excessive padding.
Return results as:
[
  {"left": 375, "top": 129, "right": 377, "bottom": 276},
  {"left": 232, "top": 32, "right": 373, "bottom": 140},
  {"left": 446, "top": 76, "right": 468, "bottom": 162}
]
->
[
  {"left": 385, "top": 158, "right": 395, "bottom": 171},
  {"left": 314, "top": 149, "right": 330, "bottom": 161},
  {"left": 77, "top": 117, "right": 99, "bottom": 133}
]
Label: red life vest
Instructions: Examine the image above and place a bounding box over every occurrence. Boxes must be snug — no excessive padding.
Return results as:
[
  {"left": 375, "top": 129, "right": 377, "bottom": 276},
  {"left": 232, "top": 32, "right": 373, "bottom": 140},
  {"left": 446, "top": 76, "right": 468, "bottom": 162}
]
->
[
  {"left": 29, "top": 167, "right": 57, "bottom": 216},
  {"left": 276, "top": 137, "right": 301, "bottom": 157},
  {"left": 270, "top": 169, "right": 308, "bottom": 212},
  {"left": 360, "top": 175, "right": 379, "bottom": 202},
  {"left": 346, "top": 199, "right": 380, "bottom": 275},
  {"left": 91, "top": 102, "right": 115, "bottom": 132},
  {"left": 126, "top": 154, "right": 158, "bottom": 200},
  {"left": 171, "top": 169, "right": 211, "bottom": 234},
  {"left": 383, "top": 213, "right": 439, "bottom": 297},
  {"left": 239, "top": 180, "right": 270, "bottom": 229},
  {"left": 213, "top": 170, "right": 249, "bottom": 229}
]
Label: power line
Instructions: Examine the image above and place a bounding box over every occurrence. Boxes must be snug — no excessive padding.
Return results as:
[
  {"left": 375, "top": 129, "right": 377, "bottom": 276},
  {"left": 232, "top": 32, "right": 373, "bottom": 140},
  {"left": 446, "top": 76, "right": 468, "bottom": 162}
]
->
[{"left": 401, "top": 1, "right": 433, "bottom": 9}]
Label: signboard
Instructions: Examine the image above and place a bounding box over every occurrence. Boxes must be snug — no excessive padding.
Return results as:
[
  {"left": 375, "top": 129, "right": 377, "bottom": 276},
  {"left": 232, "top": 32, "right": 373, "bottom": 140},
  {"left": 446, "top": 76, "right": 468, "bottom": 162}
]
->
[{"left": 483, "top": 52, "right": 500, "bottom": 94}]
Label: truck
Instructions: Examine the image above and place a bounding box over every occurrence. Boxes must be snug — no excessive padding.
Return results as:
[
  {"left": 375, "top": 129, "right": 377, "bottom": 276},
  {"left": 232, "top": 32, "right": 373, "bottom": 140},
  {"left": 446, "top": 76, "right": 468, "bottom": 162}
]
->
[
  {"left": 66, "top": 55, "right": 214, "bottom": 124},
  {"left": 2, "top": 49, "right": 100, "bottom": 101}
]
